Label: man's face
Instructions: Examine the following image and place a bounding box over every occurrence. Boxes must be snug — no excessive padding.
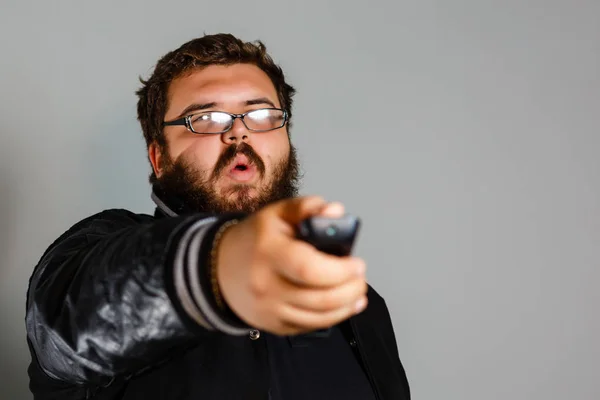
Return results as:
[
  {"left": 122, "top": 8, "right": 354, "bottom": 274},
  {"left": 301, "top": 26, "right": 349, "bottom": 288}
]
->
[{"left": 150, "top": 63, "right": 300, "bottom": 213}]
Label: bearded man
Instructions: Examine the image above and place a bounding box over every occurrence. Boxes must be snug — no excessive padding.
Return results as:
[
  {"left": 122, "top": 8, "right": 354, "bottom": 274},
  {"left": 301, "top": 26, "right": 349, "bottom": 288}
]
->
[{"left": 25, "top": 33, "right": 410, "bottom": 400}]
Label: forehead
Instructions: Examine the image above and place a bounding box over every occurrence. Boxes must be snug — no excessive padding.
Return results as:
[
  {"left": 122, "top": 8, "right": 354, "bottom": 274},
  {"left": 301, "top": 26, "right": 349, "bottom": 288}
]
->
[{"left": 165, "top": 63, "right": 280, "bottom": 118}]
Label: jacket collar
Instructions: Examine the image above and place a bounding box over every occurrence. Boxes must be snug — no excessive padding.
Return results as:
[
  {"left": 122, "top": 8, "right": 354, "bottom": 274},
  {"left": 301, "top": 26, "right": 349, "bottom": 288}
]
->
[{"left": 150, "top": 184, "right": 190, "bottom": 218}]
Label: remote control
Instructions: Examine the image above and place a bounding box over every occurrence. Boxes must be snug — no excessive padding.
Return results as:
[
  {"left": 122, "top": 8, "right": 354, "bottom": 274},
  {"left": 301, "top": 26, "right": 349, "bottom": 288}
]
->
[
  {"left": 295, "top": 214, "right": 361, "bottom": 338},
  {"left": 296, "top": 214, "right": 361, "bottom": 257}
]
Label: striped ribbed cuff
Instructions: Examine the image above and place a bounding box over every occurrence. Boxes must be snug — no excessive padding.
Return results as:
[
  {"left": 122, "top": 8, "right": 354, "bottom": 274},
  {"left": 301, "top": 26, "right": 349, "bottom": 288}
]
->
[{"left": 173, "top": 217, "right": 250, "bottom": 336}]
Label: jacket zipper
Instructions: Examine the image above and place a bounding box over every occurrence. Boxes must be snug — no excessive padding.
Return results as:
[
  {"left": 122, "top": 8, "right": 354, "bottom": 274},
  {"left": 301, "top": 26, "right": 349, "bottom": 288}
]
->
[{"left": 350, "top": 319, "right": 382, "bottom": 400}]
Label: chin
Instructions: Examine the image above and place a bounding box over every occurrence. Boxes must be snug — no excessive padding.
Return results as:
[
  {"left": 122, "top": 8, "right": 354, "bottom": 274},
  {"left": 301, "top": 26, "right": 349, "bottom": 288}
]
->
[
  {"left": 222, "top": 184, "right": 258, "bottom": 198},
  {"left": 218, "top": 185, "right": 258, "bottom": 209}
]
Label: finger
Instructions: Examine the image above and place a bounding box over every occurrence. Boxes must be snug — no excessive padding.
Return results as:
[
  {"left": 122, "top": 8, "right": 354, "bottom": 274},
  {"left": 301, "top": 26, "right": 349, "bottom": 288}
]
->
[
  {"left": 270, "top": 195, "right": 328, "bottom": 225},
  {"left": 277, "top": 296, "right": 369, "bottom": 331},
  {"left": 274, "top": 241, "right": 366, "bottom": 288},
  {"left": 280, "top": 277, "right": 368, "bottom": 312},
  {"left": 319, "top": 201, "right": 345, "bottom": 218}
]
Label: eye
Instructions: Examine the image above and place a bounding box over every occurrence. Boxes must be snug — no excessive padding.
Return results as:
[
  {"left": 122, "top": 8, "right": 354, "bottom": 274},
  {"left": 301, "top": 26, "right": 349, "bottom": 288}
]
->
[
  {"left": 188, "top": 112, "right": 233, "bottom": 134},
  {"left": 210, "top": 112, "right": 232, "bottom": 123},
  {"left": 190, "top": 113, "right": 212, "bottom": 123},
  {"left": 248, "top": 109, "right": 271, "bottom": 120}
]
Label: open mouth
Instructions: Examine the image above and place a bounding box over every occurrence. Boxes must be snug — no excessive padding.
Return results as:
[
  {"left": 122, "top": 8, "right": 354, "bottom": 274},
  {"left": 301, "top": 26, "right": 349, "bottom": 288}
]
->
[
  {"left": 228, "top": 154, "right": 253, "bottom": 173},
  {"left": 226, "top": 155, "right": 257, "bottom": 182}
]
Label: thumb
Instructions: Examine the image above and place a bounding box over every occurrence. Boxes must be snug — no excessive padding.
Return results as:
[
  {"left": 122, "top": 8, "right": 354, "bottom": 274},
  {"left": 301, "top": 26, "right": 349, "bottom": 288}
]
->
[{"left": 270, "top": 195, "right": 328, "bottom": 225}]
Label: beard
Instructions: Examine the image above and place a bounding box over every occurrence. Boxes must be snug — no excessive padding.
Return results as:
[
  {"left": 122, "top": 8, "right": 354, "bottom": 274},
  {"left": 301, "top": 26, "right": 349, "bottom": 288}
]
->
[{"left": 156, "top": 142, "right": 301, "bottom": 214}]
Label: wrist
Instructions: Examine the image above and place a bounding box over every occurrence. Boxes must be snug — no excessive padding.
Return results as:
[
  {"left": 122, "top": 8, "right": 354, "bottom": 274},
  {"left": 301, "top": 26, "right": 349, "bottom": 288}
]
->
[
  {"left": 208, "top": 219, "right": 239, "bottom": 311},
  {"left": 198, "top": 214, "right": 250, "bottom": 330}
]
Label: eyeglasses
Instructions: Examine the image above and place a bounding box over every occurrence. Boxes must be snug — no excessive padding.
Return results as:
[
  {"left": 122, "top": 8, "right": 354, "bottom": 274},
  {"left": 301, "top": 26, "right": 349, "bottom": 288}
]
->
[{"left": 163, "top": 108, "right": 288, "bottom": 134}]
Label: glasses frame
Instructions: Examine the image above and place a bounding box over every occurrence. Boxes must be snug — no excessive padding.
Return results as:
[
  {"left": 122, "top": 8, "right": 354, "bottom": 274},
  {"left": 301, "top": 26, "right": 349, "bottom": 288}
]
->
[{"left": 162, "top": 107, "right": 288, "bottom": 135}]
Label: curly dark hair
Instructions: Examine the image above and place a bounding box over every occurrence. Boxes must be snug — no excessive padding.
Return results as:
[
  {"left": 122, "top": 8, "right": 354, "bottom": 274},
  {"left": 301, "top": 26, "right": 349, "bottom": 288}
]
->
[{"left": 136, "top": 33, "right": 296, "bottom": 183}]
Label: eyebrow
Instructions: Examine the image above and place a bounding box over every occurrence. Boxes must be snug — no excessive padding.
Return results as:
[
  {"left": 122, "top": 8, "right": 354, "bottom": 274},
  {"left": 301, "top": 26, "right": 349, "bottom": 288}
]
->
[{"left": 175, "top": 97, "right": 277, "bottom": 119}]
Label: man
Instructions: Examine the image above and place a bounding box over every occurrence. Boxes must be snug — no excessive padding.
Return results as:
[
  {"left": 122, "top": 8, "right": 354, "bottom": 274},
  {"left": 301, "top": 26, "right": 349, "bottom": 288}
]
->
[{"left": 25, "top": 33, "right": 410, "bottom": 399}]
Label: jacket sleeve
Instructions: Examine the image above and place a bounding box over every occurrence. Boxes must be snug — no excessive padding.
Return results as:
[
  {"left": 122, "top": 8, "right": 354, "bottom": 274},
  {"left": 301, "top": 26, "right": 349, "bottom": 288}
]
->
[{"left": 25, "top": 209, "right": 250, "bottom": 386}]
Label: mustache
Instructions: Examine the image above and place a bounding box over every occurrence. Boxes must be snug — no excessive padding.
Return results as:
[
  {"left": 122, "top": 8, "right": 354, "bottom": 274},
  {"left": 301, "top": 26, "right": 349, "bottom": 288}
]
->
[{"left": 212, "top": 142, "right": 266, "bottom": 179}]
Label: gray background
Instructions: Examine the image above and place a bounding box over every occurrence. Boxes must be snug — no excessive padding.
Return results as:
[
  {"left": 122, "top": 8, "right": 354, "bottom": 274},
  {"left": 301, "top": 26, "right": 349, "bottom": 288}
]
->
[{"left": 0, "top": 0, "right": 598, "bottom": 399}]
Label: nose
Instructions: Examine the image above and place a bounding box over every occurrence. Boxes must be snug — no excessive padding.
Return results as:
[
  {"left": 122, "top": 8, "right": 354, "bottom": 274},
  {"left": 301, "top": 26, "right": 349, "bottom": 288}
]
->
[{"left": 222, "top": 117, "right": 250, "bottom": 144}]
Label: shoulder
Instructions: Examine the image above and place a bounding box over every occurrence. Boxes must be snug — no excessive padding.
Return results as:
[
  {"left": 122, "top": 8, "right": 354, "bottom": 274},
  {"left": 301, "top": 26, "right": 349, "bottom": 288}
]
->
[
  {"left": 63, "top": 208, "right": 152, "bottom": 235},
  {"left": 38, "top": 209, "right": 154, "bottom": 262},
  {"left": 66, "top": 209, "right": 154, "bottom": 234},
  {"left": 364, "top": 284, "right": 396, "bottom": 326},
  {"left": 366, "top": 283, "right": 387, "bottom": 308}
]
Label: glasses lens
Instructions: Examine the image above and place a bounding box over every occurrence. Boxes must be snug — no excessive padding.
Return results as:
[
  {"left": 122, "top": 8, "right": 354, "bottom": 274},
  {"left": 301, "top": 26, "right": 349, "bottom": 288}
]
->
[
  {"left": 245, "top": 109, "right": 286, "bottom": 131},
  {"left": 190, "top": 112, "right": 232, "bottom": 133}
]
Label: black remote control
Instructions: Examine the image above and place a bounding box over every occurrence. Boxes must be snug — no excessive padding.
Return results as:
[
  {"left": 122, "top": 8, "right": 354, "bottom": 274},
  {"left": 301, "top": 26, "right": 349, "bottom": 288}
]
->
[
  {"left": 295, "top": 214, "right": 361, "bottom": 338},
  {"left": 296, "top": 214, "right": 361, "bottom": 257}
]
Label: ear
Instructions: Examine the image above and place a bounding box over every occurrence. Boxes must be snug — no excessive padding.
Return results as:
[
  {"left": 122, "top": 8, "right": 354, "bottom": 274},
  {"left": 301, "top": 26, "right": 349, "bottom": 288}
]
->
[{"left": 148, "top": 142, "right": 164, "bottom": 178}]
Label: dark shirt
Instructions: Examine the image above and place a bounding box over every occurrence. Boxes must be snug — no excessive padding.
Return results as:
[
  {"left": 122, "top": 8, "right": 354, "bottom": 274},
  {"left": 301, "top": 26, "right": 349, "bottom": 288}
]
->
[{"left": 267, "top": 326, "right": 377, "bottom": 400}]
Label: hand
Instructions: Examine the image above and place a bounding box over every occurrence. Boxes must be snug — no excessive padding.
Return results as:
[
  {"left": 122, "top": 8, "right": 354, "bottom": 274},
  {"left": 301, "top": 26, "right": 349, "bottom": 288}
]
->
[{"left": 216, "top": 196, "right": 368, "bottom": 336}]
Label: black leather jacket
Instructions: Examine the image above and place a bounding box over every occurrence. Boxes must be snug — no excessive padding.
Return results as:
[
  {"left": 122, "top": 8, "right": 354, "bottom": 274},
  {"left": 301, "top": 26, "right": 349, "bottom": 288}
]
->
[{"left": 25, "top": 188, "right": 411, "bottom": 399}]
